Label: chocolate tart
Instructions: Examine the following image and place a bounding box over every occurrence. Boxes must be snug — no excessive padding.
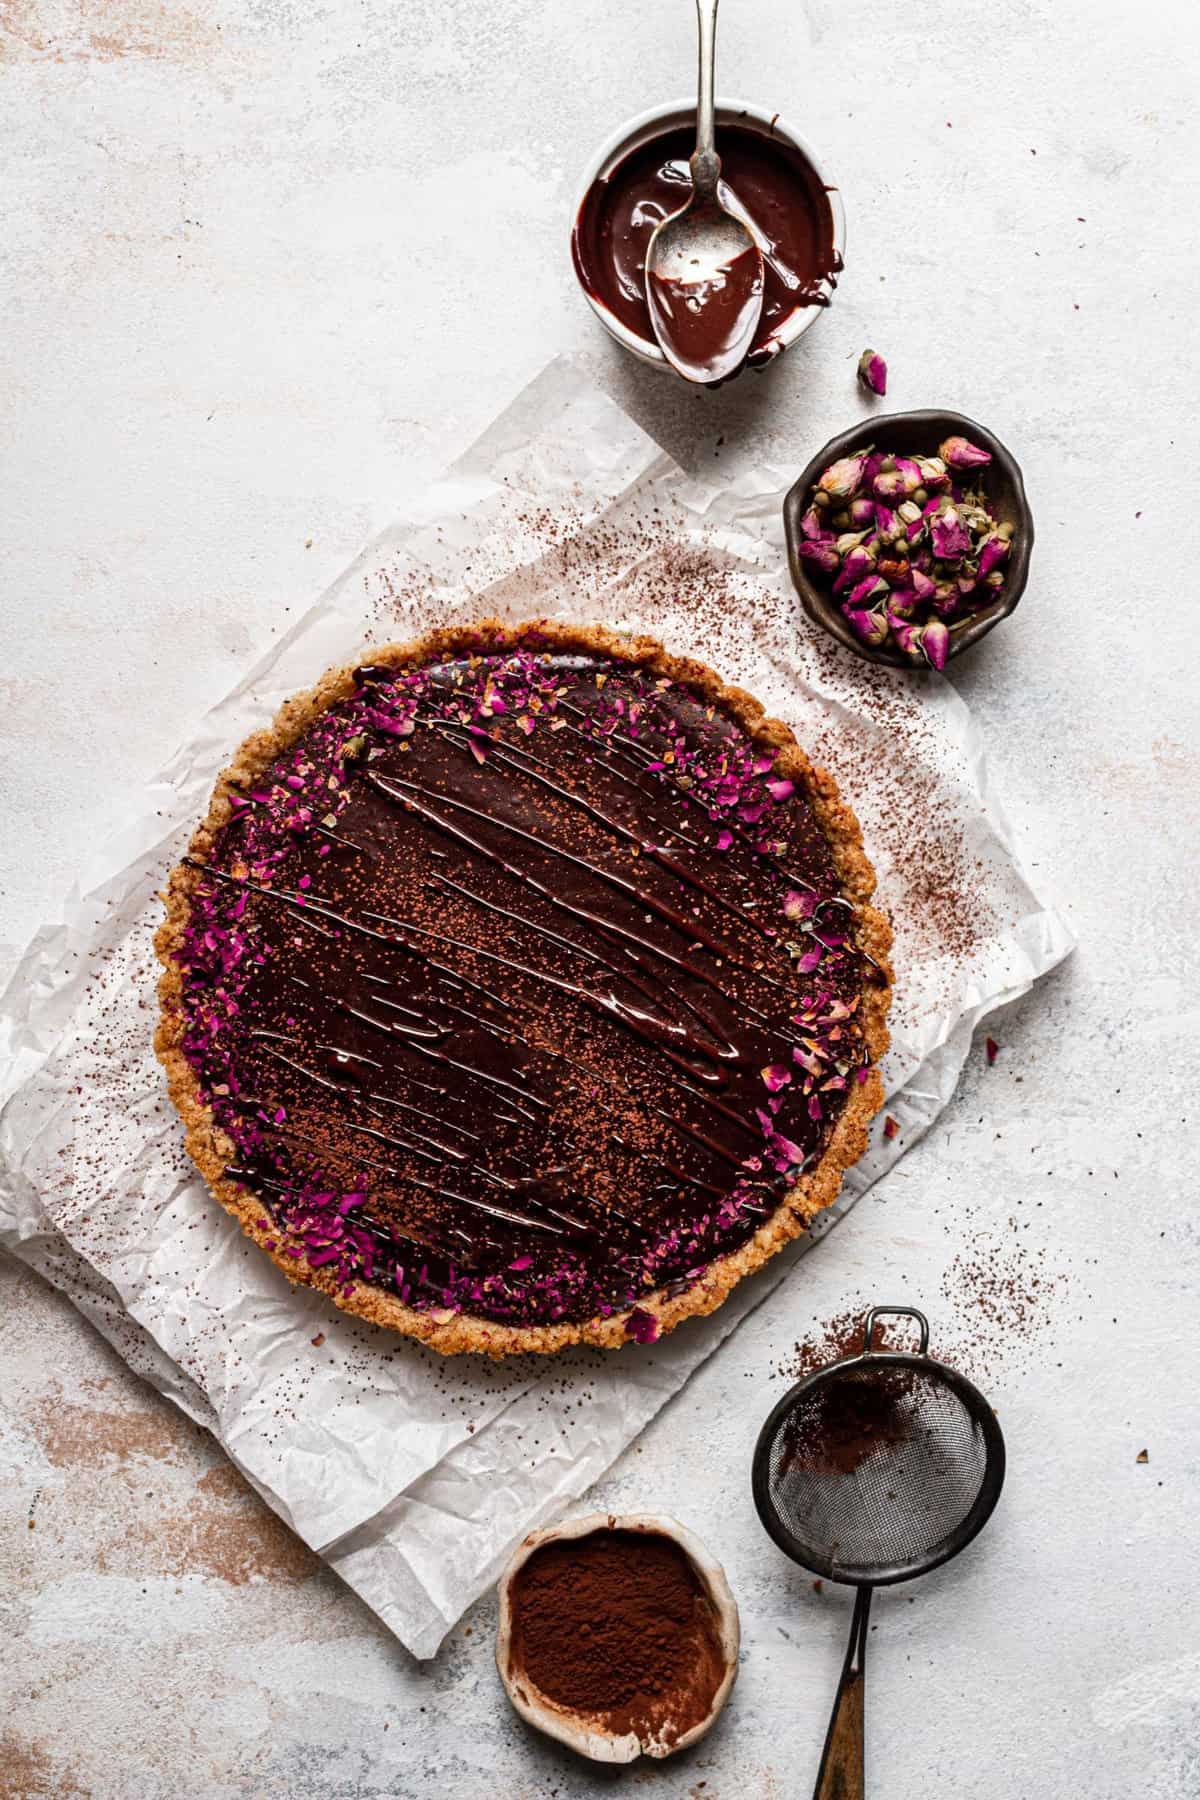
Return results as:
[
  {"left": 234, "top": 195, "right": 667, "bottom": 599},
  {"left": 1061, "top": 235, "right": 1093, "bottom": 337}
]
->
[{"left": 156, "top": 621, "right": 892, "bottom": 1356}]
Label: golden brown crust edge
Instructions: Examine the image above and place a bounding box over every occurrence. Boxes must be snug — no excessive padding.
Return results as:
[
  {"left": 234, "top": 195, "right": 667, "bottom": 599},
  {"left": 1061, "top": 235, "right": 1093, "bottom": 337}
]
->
[{"left": 155, "top": 618, "right": 893, "bottom": 1357}]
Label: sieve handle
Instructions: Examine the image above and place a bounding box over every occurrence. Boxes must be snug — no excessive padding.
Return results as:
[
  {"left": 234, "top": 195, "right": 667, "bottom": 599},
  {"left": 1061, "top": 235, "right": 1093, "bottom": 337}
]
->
[
  {"left": 813, "top": 1583, "right": 871, "bottom": 1800},
  {"left": 862, "top": 1304, "right": 929, "bottom": 1355}
]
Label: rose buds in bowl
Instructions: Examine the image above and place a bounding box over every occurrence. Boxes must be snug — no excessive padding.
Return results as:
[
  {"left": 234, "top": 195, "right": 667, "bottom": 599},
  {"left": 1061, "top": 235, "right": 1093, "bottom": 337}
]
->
[
  {"left": 496, "top": 1512, "right": 739, "bottom": 1763},
  {"left": 784, "top": 410, "right": 1034, "bottom": 669}
]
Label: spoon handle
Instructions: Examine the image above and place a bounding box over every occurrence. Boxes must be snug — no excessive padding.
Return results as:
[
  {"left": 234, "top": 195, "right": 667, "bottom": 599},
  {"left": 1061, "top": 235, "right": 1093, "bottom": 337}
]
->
[
  {"left": 691, "top": 0, "right": 721, "bottom": 199},
  {"left": 813, "top": 1584, "right": 871, "bottom": 1800}
]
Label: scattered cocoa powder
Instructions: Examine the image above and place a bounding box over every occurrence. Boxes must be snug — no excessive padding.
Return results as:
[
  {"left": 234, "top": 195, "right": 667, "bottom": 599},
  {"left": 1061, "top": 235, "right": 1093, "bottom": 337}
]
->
[
  {"left": 779, "top": 1365, "right": 914, "bottom": 1476},
  {"left": 507, "top": 1529, "right": 726, "bottom": 1748}
]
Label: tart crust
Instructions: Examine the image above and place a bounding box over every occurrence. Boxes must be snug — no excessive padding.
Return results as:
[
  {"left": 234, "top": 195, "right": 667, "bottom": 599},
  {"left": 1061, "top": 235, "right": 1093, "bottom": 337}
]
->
[{"left": 156, "top": 619, "right": 892, "bottom": 1356}]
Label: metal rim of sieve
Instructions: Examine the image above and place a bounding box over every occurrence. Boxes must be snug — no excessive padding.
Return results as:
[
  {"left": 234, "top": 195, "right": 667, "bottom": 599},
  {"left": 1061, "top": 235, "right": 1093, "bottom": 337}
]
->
[{"left": 751, "top": 1305, "right": 1007, "bottom": 1587}]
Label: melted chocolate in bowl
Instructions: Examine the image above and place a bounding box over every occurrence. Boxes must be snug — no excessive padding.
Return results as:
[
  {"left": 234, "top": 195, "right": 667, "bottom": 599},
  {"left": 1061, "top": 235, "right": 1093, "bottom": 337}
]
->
[
  {"left": 573, "top": 116, "right": 840, "bottom": 368},
  {"left": 176, "top": 648, "right": 871, "bottom": 1328}
]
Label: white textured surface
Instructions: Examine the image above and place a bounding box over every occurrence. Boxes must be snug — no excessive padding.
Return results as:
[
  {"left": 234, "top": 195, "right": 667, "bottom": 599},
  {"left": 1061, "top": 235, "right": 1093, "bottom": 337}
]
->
[{"left": 1, "top": 1, "right": 1197, "bottom": 1796}]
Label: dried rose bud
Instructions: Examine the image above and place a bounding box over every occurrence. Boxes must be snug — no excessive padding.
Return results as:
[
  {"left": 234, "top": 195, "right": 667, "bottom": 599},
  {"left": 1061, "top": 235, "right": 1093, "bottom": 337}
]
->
[
  {"left": 921, "top": 618, "right": 950, "bottom": 670},
  {"left": 857, "top": 349, "right": 888, "bottom": 396},
  {"left": 845, "top": 606, "right": 889, "bottom": 647},
  {"left": 873, "top": 457, "right": 923, "bottom": 501},
  {"left": 897, "top": 499, "right": 923, "bottom": 525},
  {"left": 800, "top": 504, "right": 826, "bottom": 540},
  {"left": 931, "top": 585, "right": 962, "bottom": 620},
  {"left": 833, "top": 544, "right": 877, "bottom": 592},
  {"left": 931, "top": 506, "right": 971, "bottom": 560},
  {"left": 874, "top": 502, "right": 898, "bottom": 537},
  {"left": 849, "top": 573, "right": 890, "bottom": 607},
  {"left": 818, "top": 453, "right": 869, "bottom": 501},
  {"left": 849, "top": 497, "right": 877, "bottom": 529},
  {"left": 982, "top": 569, "right": 1006, "bottom": 589},
  {"left": 909, "top": 566, "right": 936, "bottom": 602},
  {"left": 835, "top": 529, "right": 871, "bottom": 556},
  {"left": 977, "top": 532, "right": 1011, "bottom": 578},
  {"left": 797, "top": 539, "right": 841, "bottom": 575},
  {"left": 939, "top": 434, "right": 992, "bottom": 470},
  {"left": 886, "top": 589, "right": 918, "bottom": 621},
  {"left": 890, "top": 621, "right": 924, "bottom": 659},
  {"left": 917, "top": 455, "right": 950, "bottom": 490}
]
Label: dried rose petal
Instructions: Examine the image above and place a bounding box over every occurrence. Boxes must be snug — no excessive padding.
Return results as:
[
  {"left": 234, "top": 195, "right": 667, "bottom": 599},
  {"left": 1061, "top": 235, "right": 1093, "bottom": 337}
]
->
[
  {"left": 931, "top": 505, "right": 971, "bottom": 560},
  {"left": 761, "top": 1062, "right": 793, "bottom": 1092},
  {"left": 766, "top": 777, "right": 794, "bottom": 803},
  {"left": 985, "top": 1035, "right": 1000, "bottom": 1065},
  {"left": 625, "top": 1306, "right": 660, "bottom": 1344},
  {"left": 857, "top": 349, "right": 888, "bottom": 395},
  {"left": 922, "top": 618, "right": 950, "bottom": 670},
  {"left": 883, "top": 1114, "right": 899, "bottom": 1140},
  {"left": 715, "top": 828, "right": 734, "bottom": 851},
  {"left": 782, "top": 887, "right": 817, "bottom": 920},
  {"left": 939, "top": 434, "right": 992, "bottom": 470},
  {"left": 817, "top": 452, "right": 869, "bottom": 501}
]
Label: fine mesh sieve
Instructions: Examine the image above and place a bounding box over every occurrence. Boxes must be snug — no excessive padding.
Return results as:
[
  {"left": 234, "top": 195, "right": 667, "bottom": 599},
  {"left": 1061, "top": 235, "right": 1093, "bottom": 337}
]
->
[{"left": 751, "top": 1306, "right": 1005, "bottom": 1799}]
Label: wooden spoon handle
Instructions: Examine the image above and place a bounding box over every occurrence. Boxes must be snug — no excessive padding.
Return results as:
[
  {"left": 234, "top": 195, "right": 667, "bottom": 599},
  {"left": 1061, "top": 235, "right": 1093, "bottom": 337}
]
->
[{"left": 813, "top": 1585, "right": 871, "bottom": 1800}]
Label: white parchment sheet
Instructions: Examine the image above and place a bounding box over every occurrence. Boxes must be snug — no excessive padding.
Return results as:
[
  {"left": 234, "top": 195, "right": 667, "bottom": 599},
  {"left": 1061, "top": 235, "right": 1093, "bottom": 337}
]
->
[{"left": 0, "top": 360, "right": 1073, "bottom": 1658}]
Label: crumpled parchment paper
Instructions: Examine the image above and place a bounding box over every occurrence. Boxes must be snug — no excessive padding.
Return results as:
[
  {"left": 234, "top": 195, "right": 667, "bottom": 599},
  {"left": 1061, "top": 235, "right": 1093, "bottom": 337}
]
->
[{"left": 0, "top": 359, "right": 1074, "bottom": 1658}]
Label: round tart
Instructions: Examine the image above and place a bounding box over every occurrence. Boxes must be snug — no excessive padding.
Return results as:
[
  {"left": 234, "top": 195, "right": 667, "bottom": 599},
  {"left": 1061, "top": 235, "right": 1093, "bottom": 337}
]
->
[{"left": 156, "top": 621, "right": 891, "bottom": 1355}]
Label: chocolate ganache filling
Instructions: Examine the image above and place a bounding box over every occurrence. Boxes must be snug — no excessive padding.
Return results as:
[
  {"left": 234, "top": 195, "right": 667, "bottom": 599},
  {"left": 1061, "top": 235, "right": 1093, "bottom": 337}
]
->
[{"left": 177, "top": 649, "right": 871, "bottom": 1327}]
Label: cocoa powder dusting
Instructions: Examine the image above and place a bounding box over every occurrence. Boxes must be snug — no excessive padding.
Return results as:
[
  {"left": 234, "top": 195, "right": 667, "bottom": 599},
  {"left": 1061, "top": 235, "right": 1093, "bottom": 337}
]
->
[
  {"left": 779, "top": 1365, "right": 915, "bottom": 1477},
  {"left": 508, "top": 1529, "right": 726, "bottom": 1747}
]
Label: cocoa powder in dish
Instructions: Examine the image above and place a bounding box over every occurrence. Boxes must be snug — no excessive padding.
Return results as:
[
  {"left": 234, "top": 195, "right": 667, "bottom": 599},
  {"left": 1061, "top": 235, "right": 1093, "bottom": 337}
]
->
[{"left": 507, "top": 1529, "right": 726, "bottom": 1747}]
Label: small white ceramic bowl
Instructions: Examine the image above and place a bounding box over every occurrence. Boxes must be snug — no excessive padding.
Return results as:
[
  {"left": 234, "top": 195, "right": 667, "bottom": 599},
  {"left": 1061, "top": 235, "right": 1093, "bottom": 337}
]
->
[
  {"left": 570, "top": 97, "right": 846, "bottom": 374},
  {"left": 496, "top": 1510, "right": 740, "bottom": 1763}
]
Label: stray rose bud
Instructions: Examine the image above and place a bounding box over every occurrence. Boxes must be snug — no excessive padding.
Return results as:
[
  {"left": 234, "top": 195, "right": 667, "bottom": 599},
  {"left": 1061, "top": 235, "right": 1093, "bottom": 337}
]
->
[
  {"left": 922, "top": 618, "right": 950, "bottom": 670},
  {"left": 857, "top": 348, "right": 888, "bottom": 395},
  {"left": 818, "top": 452, "right": 869, "bottom": 501},
  {"left": 939, "top": 434, "right": 992, "bottom": 470}
]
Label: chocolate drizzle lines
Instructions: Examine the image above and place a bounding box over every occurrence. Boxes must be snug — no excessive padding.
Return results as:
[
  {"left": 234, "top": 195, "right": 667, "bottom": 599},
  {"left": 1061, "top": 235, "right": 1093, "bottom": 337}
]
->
[{"left": 178, "top": 650, "right": 869, "bottom": 1325}]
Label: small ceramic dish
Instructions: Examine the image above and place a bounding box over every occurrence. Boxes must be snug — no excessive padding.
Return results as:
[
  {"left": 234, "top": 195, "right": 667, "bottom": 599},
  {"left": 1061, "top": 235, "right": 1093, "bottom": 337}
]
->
[
  {"left": 496, "top": 1511, "right": 740, "bottom": 1763},
  {"left": 570, "top": 97, "right": 845, "bottom": 375},
  {"left": 783, "top": 408, "right": 1034, "bottom": 668}
]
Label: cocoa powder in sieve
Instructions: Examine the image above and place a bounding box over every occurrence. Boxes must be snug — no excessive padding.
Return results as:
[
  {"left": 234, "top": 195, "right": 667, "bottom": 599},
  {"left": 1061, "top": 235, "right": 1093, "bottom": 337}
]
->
[{"left": 507, "top": 1528, "right": 726, "bottom": 1747}]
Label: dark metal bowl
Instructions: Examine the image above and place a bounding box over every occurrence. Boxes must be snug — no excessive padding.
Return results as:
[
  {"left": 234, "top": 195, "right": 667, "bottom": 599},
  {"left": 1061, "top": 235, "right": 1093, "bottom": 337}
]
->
[{"left": 783, "top": 408, "right": 1034, "bottom": 669}]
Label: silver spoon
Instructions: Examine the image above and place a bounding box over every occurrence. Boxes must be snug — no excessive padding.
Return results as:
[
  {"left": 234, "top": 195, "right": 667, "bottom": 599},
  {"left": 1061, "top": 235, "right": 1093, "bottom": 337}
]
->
[{"left": 644, "top": 0, "right": 765, "bottom": 385}]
